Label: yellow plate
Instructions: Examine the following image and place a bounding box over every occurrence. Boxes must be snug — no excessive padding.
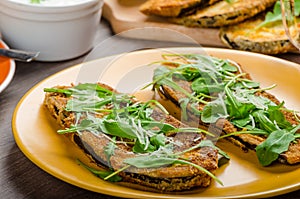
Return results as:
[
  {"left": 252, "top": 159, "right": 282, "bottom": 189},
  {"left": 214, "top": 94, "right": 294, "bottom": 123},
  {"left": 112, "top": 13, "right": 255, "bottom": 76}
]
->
[{"left": 12, "top": 48, "right": 300, "bottom": 198}]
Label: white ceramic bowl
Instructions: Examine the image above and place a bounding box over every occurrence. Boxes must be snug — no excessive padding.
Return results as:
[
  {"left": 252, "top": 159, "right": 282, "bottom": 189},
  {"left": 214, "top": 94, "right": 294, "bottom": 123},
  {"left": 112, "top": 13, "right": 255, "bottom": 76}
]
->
[{"left": 0, "top": 0, "right": 103, "bottom": 61}]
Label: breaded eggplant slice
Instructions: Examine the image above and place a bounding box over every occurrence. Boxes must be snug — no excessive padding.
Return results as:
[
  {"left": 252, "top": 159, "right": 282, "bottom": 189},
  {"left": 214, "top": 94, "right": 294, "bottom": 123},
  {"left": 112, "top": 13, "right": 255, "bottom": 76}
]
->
[
  {"left": 220, "top": 16, "right": 297, "bottom": 54},
  {"left": 140, "top": 0, "right": 220, "bottom": 17},
  {"left": 44, "top": 83, "right": 219, "bottom": 192},
  {"left": 153, "top": 56, "right": 300, "bottom": 165},
  {"left": 169, "top": 0, "right": 277, "bottom": 28}
]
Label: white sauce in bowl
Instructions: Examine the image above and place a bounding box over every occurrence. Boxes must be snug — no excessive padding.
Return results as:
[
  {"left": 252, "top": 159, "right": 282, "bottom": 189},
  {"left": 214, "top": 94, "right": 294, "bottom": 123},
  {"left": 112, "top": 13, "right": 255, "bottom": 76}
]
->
[{"left": 9, "top": 0, "right": 95, "bottom": 6}]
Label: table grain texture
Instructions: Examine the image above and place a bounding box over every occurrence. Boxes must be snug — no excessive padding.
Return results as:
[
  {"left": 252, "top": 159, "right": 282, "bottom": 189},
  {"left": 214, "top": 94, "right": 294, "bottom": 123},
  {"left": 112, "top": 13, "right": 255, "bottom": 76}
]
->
[{"left": 1, "top": 19, "right": 300, "bottom": 199}]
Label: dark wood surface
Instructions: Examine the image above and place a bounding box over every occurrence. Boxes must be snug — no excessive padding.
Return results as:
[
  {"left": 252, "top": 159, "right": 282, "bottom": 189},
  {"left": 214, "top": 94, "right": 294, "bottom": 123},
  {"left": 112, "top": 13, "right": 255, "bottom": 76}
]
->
[{"left": 1, "top": 19, "right": 300, "bottom": 199}]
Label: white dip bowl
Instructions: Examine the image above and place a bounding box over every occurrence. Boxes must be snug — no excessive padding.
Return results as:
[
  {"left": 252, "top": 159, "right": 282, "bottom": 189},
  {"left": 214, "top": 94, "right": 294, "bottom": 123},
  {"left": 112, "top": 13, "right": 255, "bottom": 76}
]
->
[{"left": 0, "top": 0, "right": 103, "bottom": 61}]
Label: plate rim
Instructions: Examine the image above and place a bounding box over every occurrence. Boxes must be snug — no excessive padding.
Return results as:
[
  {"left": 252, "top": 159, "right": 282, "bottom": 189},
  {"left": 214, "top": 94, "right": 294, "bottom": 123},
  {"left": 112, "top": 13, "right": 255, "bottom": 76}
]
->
[{"left": 12, "top": 47, "right": 300, "bottom": 198}]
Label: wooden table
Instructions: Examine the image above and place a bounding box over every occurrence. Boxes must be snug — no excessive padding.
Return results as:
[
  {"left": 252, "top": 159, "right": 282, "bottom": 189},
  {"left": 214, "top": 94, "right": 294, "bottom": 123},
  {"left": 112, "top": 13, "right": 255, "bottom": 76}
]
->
[{"left": 1, "top": 19, "right": 300, "bottom": 199}]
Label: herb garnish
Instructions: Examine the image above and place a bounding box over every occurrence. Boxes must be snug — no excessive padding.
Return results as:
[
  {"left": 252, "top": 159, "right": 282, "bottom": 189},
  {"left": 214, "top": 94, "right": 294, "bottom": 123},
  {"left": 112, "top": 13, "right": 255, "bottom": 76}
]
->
[
  {"left": 148, "top": 53, "right": 300, "bottom": 166},
  {"left": 256, "top": 0, "right": 300, "bottom": 29},
  {"left": 44, "top": 83, "right": 226, "bottom": 184},
  {"left": 30, "top": 0, "right": 43, "bottom": 3},
  {"left": 76, "top": 159, "right": 122, "bottom": 182}
]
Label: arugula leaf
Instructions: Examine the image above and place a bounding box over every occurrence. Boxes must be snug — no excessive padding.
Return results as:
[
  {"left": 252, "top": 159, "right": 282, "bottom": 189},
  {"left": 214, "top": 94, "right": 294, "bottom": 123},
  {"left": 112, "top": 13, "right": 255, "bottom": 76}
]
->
[
  {"left": 256, "top": 129, "right": 295, "bottom": 166},
  {"left": 31, "top": 0, "right": 42, "bottom": 3},
  {"left": 267, "top": 103, "right": 293, "bottom": 129},
  {"left": 77, "top": 159, "right": 122, "bottom": 182},
  {"left": 43, "top": 88, "right": 72, "bottom": 97},
  {"left": 176, "top": 67, "right": 201, "bottom": 81},
  {"left": 150, "top": 134, "right": 166, "bottom": 148},
  {"left": 225, "top": 85, "right": 256, "bottom": 119},
  {"left": 101, "top": 119, "right": 138, "bottom": 139},
  {"left": 201, "top": 96, "right": 228, "bottom": 123},
  {"left": 220, "top": 60, "right": 238, "bottom": 72},
  {"left": 57, "top": 118, "right": 99, "bottom": 134},
  {"left": 257, "top": 0, "right": 300, "bottom": 29},
  {"left": 153, "top": 67, "right": 197, "bottom": 101},
  {"left": 256, "top": 1, "right": 282, "bottom": 29},
  {"left": 191, "top": 77, "right": 225, "bottom": 95},
  {"left": 231, "top": 116, "right": 252, "bottom": 128},
  {"left": 133, "top": 140, "right": 156, "bottom": 153},
  {"left": 123, "top": 156, "right": 177, "bottom": 168},
  {"left": 104, "top": 137, "right": 116, "bottom": 167},
  {"left": 179, "top": 98, "right": 190, "bottom": 121},
  {"left": 252, "top": 110, "right": 278, "bottom": 133},
  {"left": 296, "top": 0, "right": 300, "bottom": 15},
  {"left": 71, "top": 83, "right": 113, "bottom": 97},
  {"left": 65, "top": 97, "right": 113, "bottom": 112},
  {"left": 45, "top": 83, "right": 117, "bottom": 112},
  {"left": 240, "top": 80, "right": 260, "bottom": 89},
  {"left": 247, "top": 94, "right": 274, "bottom": 110},
  {"left": 140, "top": 120, "right": 176, "bottom": 133}
]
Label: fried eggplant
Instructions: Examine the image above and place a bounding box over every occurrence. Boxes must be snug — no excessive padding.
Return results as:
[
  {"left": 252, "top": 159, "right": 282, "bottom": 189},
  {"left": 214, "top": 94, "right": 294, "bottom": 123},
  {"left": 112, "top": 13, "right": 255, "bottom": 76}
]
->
[
  {"left": 43, "top": 83, "right": 220, "bottom": 192},
  {"left": 140, "top": 0, "right": 220, "bottom": 17},
  {"left": 169, "top": 0, "right": 277, "bottom": 28},
  {"left": 151, "top": 54, "right": 300, "bottom": 166}
]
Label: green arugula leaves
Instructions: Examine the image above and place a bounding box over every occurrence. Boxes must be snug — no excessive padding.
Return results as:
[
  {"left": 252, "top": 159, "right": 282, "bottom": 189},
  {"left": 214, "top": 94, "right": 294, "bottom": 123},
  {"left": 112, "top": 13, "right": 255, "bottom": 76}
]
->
[
  {"left": 256, "top": 127, "right": 298, "bottom": 166},
  {"left": 201, "top": 96, "right": 228, "bottom": 123},
  {"left": 124, "top": 139, "right": 227, "bottom": 185},
  {"left": 77, "top": 159, "right": 122, "bottom": 182},
  {"left": 257, "top": 0, "right": 300, "bottom": 29},
  {"left": 225, "top": 0, "right": 235, "bottom": 4},
  {"left": 150, "top": 53, "right": 300, "bottom": 166},
  {"left": 30, "top": 0, "right": 43, "bottom": 3},
  {"left": 45, "top": 82, "right": 224, "bottom": 183}
]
